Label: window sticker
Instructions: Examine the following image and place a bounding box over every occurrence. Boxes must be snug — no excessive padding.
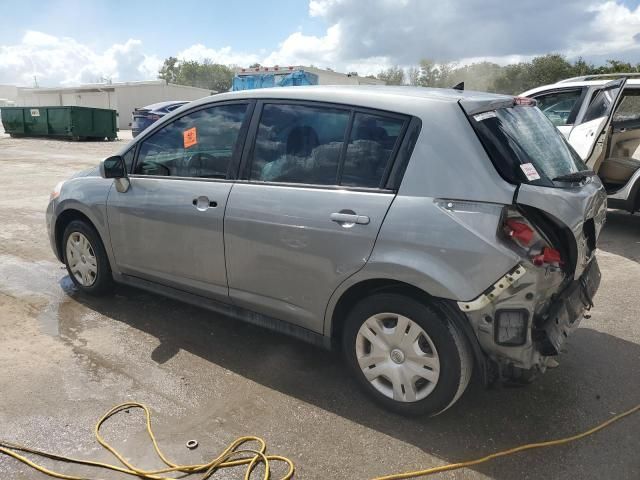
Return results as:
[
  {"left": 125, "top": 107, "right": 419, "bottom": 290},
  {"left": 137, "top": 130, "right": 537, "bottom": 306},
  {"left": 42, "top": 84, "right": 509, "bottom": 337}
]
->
[
  {"left": 520, "top": 162, "right": 541, "bottom": 181},
  {"left": 473, "top": 111, "right": 497, "bottom": 122},
  {"left": 30, "top": 109, "right": 40, "bottom": 117},
  {"left": 183, "top": 127, "right": 197, "bottom": 149}
]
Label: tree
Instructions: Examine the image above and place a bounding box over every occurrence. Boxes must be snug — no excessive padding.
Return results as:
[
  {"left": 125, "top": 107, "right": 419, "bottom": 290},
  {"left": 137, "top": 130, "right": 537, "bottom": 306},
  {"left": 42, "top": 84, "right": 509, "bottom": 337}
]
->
[
  {"left": 406, "top": 66, "right": 420, "bottom": 86},
  {"left": 158, "top": 57, "right": 179, "bottom": 84},
  {"left": 445, "top": 62, "right": 503, "bottom": 92},
  {"left": 491, "top": 63, "right": 531, "bottom": 94},
  {"left": 417, "top": 59, "right": 439, "bottom": 87},
  {"left": 158, "top": 58, "right": 234, "bottom": 92},
  {"left": 415, "top": 59, "right": 455, "bottom": 88},
  {"left": 527, "top": 54, "right": 574, "bottom": 87},
  {"left": 376, "top": 66, "right": 404, "bottom": 85},
  {"left": 571, "top": 57, "right": 593, "bottom": 77},
  {"left": 594, "top": 59, "right": 639, "bottom": 74}
]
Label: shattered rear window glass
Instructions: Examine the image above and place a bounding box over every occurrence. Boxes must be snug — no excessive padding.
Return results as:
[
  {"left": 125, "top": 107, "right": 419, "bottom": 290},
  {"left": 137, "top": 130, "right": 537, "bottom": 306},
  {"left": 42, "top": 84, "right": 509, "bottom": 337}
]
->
[{"left": 470, "top": 106, "right": 588, "bottom": 186}]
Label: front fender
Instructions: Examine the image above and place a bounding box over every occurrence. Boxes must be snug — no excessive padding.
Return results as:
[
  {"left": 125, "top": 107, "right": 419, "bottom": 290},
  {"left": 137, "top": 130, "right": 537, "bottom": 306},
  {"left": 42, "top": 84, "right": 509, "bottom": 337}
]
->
[{"left": 53, "top": 177, "right": 116, "bottom": 270}]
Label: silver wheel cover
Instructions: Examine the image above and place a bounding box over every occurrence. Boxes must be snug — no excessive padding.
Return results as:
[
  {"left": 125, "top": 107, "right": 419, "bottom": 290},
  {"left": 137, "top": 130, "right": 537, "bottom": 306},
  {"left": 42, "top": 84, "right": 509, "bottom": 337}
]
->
[
  {"left": 65, "top": 232, "right": 98, "bottom": 287},
  {"left": 355, "top": 313, "right": 440, "bottom": 402}
]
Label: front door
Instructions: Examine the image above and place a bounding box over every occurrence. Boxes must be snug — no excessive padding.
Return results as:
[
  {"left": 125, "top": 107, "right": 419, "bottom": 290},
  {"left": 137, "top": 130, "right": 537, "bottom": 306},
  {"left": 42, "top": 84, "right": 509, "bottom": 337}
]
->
[
  {"left": 107, "top": 102, "right": 252, "bottom": 300},
  {"left": 224, "top": 102, "right": 409, "bottom": 332}
]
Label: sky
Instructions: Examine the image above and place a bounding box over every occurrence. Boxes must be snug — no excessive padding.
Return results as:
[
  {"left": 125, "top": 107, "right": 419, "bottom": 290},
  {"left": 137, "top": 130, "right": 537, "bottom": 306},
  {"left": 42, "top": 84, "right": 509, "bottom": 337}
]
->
[{"left": 2, "top": 0, "right": 640, "bottom": 87}]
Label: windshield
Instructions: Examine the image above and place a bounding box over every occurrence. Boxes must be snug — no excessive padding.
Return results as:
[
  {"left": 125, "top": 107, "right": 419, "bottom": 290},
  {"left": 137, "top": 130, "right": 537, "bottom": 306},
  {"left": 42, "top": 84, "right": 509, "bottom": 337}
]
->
[{"left": 470, "top": 105, "right": 588, "bottom": 186}]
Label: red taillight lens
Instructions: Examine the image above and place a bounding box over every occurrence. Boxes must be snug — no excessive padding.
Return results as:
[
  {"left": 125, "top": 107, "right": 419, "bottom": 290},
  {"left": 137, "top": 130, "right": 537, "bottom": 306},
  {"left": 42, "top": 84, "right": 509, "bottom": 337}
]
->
[
  {"left": 501, "top": 208, "right": 563, "bottom": 268},
  {"left": 505, "top": 219, "right": 534, "bottom": 246},
  {"left": 533, "top": 247, "right": 563, "bottom": 266}
]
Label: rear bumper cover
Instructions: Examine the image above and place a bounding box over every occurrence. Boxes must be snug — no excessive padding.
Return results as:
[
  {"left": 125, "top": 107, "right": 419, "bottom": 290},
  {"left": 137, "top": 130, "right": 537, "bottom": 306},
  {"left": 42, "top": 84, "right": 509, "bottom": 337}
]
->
[{"left": 535, "top": 258, "right": 601, "bottom": 356}]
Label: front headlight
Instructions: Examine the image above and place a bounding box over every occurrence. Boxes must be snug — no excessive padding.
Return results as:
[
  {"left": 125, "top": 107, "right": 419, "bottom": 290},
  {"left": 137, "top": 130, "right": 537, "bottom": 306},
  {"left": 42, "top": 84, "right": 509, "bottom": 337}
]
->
[{"left": 50, "top": 181, "right": 65, "bottom": 201}]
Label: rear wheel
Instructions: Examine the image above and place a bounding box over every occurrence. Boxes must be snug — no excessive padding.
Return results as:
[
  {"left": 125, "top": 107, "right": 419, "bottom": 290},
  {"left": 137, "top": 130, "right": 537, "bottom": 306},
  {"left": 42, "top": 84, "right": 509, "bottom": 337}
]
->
[
  {"left": 62, "top": 220, "right": 114, "bottom": 295},
  {"left": 342, "top": 293, "right": 472, "bottom": 416}
]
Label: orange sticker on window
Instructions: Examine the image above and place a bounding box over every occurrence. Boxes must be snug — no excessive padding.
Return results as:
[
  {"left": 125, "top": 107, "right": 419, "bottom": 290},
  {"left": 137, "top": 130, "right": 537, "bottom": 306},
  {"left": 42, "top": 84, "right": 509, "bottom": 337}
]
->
[{"left": 183, "top": 127, "right": 197, "bottom": 148}]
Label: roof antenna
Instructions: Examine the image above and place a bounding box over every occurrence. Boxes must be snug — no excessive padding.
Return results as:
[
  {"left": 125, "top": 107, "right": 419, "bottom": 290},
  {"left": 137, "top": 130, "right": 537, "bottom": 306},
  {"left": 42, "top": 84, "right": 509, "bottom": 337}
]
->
[{"left": 452, "top": 81, "right": 464, "bottom": 91}]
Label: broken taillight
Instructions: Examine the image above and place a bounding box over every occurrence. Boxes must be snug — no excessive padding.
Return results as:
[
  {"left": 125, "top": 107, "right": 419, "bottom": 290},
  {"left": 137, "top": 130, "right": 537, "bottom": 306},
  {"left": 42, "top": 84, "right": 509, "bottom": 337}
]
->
[
  {"left": 502, "top": 208, "right": 563, "bottom": 268},
  {"left": 505, "top": 219, "right": 534, "bottom": 247},
  {"left": 533, "top": 247, "right": 562, "bottom": 266}
]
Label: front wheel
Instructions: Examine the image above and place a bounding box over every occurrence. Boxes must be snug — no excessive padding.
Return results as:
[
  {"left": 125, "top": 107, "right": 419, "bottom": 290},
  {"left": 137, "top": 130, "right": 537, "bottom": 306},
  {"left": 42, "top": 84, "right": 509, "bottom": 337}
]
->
[
  {"left": 342, "top": 293, "right": 473, "bottom": 416},
  {"left": 62, "top": 220, "right": 114, "bottom": 295}
]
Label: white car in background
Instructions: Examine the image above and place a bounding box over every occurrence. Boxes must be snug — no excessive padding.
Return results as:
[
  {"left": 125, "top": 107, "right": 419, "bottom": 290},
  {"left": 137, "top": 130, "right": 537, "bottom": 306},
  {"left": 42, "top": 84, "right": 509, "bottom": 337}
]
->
[{"left": 523, "top": 75, "right": 640, "bottom": 213}]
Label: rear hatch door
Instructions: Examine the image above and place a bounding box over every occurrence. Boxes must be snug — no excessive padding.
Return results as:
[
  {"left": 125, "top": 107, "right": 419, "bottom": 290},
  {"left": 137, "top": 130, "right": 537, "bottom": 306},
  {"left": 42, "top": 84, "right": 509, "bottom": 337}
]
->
[{"left": 461, "top": 97, "right": 607, "bottom": 279}]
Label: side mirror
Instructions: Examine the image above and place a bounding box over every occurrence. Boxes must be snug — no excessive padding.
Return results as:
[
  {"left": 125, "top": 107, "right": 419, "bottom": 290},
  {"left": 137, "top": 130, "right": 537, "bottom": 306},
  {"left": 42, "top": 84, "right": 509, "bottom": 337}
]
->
[{"left": 100, "top": 155, "right": 126, "bottom": 179}]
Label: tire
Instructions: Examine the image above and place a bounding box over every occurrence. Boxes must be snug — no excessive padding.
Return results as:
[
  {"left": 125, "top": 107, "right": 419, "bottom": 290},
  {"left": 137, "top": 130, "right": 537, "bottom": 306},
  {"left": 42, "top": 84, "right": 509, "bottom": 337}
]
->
[
  {"left": 62, "top": 220, "right": 114, "bottom": 295},
  {"left": 342, "top": 293, "right": 473, "bottom": 416}
]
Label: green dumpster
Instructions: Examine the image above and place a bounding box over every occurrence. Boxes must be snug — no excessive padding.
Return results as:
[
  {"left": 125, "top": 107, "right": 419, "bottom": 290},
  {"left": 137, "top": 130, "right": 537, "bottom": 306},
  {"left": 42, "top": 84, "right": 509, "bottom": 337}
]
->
[{"left": 1, "top": 106, "right": 118, "bottom": 140}]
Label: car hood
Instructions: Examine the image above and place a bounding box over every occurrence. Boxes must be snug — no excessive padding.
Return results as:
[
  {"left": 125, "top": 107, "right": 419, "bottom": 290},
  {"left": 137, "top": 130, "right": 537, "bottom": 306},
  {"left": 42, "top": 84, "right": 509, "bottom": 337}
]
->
[{"left": 70, "top": 165, "right": 100, "bottom": 179}]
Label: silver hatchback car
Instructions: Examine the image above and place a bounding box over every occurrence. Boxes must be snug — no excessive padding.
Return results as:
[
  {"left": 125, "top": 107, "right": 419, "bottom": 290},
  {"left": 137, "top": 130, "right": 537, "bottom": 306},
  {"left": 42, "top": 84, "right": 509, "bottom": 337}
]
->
[{"left": 47, "top": 86, "right": 606, "bottom": 416}]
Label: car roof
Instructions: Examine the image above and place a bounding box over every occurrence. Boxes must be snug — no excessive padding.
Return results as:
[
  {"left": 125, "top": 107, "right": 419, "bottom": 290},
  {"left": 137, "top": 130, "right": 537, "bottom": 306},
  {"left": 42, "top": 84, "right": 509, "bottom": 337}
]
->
[
  {"left": 522, "top": 78, "right": 640, "bottom": 96},
  {"left": 188, "top": 85, "right": 514, "bottom": 117},
  {"left": 140, "top": 100, "right": 190, "bottom": 110}
]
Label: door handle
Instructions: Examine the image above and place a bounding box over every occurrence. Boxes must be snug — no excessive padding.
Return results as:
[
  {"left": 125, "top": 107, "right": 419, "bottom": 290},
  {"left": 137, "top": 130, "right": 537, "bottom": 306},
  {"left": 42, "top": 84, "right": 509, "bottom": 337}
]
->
[
  {"left": 192, "top": 196, "right": 217, "bottom": 211},
  {"left": 330, "top": 212, "right": 370, "bottom": 225}
]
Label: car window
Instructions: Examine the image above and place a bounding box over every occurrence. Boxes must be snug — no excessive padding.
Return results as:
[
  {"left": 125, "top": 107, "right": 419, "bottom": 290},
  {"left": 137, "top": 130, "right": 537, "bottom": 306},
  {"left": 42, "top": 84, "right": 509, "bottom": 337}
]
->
[
  {"left": 470, "top": 105, "right": 588, "bottom": 187},
  {"left": 340, "top": 113, "right": 405, "bottom": 188},
  {"left": 250, "top": 103, "right": 350, "bottom": 185},
  {"left": 583, "top": 84, "right": 623, "bottom": 123},
  {"left": 134, "top": 104, "right": 248, "bottom": 178},
  {"left": 533, "top": 89, "right": 582, "bottom": 126},
  {"left": 166, "top": 103, "right": 186, "bottom": 112},
  {"left": 123, "top": 147, "right": 135, "bottom": 173},
  {"left": 612, "top": 89, "right": 640, "bottom": 123}
]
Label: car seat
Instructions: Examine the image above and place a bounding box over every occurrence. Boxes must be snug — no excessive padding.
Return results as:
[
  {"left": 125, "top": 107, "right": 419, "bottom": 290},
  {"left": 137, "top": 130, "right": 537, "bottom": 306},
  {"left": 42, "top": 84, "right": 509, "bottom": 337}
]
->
[
  {"left": 598, "top": 157, "right": 640, "bottom": 185},
  {"left": 287, "top": 125, "right": 320, "bottom": 157}
]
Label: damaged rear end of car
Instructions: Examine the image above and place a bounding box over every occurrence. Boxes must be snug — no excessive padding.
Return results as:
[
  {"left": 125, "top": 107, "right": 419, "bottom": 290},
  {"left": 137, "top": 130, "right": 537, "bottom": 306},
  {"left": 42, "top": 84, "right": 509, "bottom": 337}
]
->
[{"left": 455, "top": 96, "right": 607, "bottom": 382}]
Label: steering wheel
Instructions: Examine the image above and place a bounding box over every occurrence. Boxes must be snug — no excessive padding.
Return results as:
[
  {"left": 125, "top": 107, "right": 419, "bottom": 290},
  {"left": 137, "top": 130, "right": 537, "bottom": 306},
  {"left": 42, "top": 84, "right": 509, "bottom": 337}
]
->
[{"left": 185, "top": 152, "right": 226, "bottom": 178}]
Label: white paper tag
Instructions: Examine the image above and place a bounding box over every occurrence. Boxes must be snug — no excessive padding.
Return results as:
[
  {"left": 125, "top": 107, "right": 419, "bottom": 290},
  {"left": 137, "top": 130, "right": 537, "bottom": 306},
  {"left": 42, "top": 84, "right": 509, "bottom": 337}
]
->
[
  {"left": 30, "top": 108, "right": 40, "bottom": 117},
  {"left": 473, "top": 111, "right": 497, "bottom": 122},
  {"left": 520, "top": 163, "right": 541, "bottom": 181}
]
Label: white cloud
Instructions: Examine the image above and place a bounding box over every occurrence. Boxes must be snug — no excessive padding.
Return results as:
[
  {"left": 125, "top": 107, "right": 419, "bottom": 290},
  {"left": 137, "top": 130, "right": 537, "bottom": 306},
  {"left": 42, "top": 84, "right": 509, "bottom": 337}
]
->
[
  {"left": 3, "top": 1, "right": 640, "bottom": 87},
  {"left": 177, "top": 44, "right": 260, "bottom": 66},
  {"left": 263, "top": 24, "right": 342, "bottom": 67},
  {"left": 567, "top": 1, "right": 640, "bottom": 57},
  {"left": 0, "top": 30, "right": 161, "bottom": 87}
]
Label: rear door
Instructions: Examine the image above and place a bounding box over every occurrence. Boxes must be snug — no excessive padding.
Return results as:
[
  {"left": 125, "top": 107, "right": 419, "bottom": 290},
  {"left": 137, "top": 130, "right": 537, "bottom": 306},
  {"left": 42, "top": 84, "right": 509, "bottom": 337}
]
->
[
  {"left": 568, "top": 79, "right": 626, "bottom": 167},
  {"left": 224, "top": 101, "right": 409, "bottom": 332},
  {"left": 107, "top": 101, "right": 252, "bottom": 300}
]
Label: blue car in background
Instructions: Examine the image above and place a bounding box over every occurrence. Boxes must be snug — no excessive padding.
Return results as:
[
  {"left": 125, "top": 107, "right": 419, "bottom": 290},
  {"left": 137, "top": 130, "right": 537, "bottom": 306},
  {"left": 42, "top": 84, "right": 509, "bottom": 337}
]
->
[{"left": 131, "top": 101, "right": 190, "bottom": 137}]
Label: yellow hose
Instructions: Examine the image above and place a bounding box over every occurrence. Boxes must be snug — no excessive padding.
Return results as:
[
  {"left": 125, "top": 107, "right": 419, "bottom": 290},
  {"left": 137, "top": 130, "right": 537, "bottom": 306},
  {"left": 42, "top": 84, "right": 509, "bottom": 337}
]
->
[
  {"left": 372, "top": 402, "right": 640, "bottom": 480},
  {"left": 0, "top": 401, "right": 638, "bottom": 480},
  {"left": 0, "top": 402, "right": 294, "bottom": 480}
]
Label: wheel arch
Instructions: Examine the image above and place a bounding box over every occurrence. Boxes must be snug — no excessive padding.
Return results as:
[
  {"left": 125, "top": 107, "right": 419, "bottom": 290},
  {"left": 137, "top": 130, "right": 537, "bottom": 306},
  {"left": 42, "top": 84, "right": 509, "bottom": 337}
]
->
[
  {"left": 54, "top": 209, "right": 103, "bottom": 262},
  {"left": 327, "top": 277, "right": 491, "bottom": 386}
]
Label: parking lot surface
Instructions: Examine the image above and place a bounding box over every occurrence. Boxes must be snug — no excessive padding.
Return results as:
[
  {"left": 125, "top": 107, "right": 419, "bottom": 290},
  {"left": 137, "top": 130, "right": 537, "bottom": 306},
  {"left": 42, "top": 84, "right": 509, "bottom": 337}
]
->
[{"left": 0, "top": 130, "right": 638, "bottom": 479}]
